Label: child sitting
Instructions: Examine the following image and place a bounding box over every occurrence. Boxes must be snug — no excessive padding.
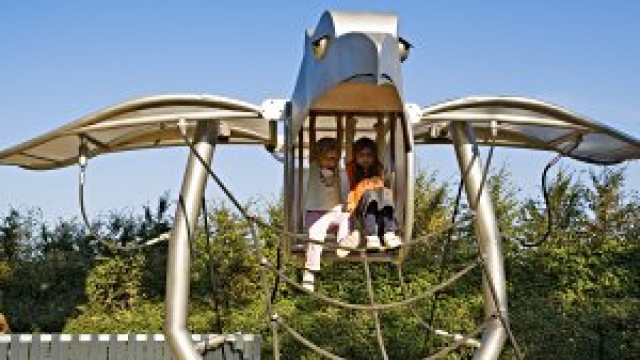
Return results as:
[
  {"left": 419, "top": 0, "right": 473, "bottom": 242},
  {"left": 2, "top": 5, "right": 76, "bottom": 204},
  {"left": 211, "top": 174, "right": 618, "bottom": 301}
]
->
[
  {"left": 303, "top": 137, "right": 351, "bottom": 291},
  {"left": 345, "top": 137, "right": 401, "bottom": 250}
]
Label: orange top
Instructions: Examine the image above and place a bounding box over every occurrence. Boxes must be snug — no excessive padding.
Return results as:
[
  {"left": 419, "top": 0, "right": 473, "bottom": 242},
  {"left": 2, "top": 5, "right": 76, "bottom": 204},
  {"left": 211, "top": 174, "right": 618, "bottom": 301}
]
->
[{"left": 345, "top": 161, "right": 384, "bottom": 213}]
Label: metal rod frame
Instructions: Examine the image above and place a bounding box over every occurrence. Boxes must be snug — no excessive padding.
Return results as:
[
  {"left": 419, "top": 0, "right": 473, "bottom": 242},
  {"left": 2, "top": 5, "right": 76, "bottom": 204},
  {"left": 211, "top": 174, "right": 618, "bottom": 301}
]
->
[
  {"left": 450, "top": 122, "right": 508, "bottom": 360},
  {"left": 164, "top": 121, "right": 219, "bottom": 360}
]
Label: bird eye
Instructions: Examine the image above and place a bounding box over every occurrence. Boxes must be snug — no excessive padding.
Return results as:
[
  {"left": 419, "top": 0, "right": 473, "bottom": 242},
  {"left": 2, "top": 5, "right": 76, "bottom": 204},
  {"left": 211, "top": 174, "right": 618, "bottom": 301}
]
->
[
  {"left": 398, "top": 37, "right": 412, "bottom": 62},
  {"left": 312, "top": 36, "right": 329, "bottom": 60}
]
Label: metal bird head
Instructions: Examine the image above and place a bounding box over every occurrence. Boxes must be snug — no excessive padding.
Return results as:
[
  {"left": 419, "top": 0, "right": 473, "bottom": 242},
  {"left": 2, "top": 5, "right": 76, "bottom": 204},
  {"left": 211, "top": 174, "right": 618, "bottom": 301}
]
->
[{"left": 290, "top": 11, "right": 411, "bottom": 133}]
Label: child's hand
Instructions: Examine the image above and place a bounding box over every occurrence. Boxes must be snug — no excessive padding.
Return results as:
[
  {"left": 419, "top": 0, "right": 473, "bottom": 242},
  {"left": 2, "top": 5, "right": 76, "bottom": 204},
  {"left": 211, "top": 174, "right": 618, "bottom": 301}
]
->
[{"left": 320, "top": 168, "right": 336, "bottom": 186}]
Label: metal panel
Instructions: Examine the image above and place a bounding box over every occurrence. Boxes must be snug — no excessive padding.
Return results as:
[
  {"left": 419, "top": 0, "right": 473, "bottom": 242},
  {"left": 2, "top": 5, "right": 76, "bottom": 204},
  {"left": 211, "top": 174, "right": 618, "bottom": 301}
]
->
[
  {"left": 0, "top": 335, "right": 9, "bottom": 360},
  {"left": 9, "top": 335, "right": 19, "bottom": 360},
  {"left": 153, "top": 335, "right": 165, "bottom": 359},
  {"left": 163, "top": 340, "right": 173, "bottom": 360},
  {"left": 116, "top": 334, "right": 128, "bottom": 359},
  {"left": 0, "top": 95, "right": 269, "bottom": 170},
  {"left": 415, "top": 96, "right": 640, "bottom": 165},
  {"left": 134, "top": 334, "right": 146, "bottom": 360},
  {"left": 126, "top": 334, "right": 136, "bottom": 359},
  {"left": 70, "top": 334, "right": 81, "bottom": 360},
  {"left": 90, "top": 334, "right": 108, "bottom": 360},
  {"left": 17, "top": 334, "right": 30, "bottom": 360},
  {"left": 58, "top": 334, "right": 70, "bottom": 360},
  {"left": 108, "top": 334, "right": 119, "bottom": 360},
  {"left": 39, "top": 334, "right": 54, "bottom": 360},
  {"left": 30, "top": 335, "right": 41, "bottom": 360},
  {"left": 50, "top": 334, "right": 61, "bottom": 360}
]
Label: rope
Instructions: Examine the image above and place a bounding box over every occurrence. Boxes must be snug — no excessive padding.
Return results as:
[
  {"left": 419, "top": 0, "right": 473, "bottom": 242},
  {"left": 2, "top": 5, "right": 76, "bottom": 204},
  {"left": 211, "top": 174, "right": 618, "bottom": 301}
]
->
[
  {"left": 420, "top": 315, "right": 495, "bottom": 360},
  {"left": 426, "top": 136, "right": 496, "bottom": 339},
  {"left": 449, "top": 136, "right": 527, "bottom": 358},
  {"left": 285, "top": 214, "right": 472, "bottom": 256},
  {"left": 202, "top": 198, "right": 228, "bottom": 360},
  {"left": 176, "top": 123, "right": 281, "bottom": 358},
  {"left": 425, "top": 180, "right": 465, "bottom": 338},
  {"left": 78, "top": 161, "right": 170, "bottom": 251},
  {"left": 517, "top": 137, "right": 582, "bottom": 248},
  {"left": 177, "top": 119, "right": 524, "bottom": 359},
  {"left": 275, "top": 311, "right": 494, "bottom": 360},
  {"left": 396, "top": 265, "right": 481, "bottom": 348},
  {"left": 476, "top": 251, "right": 525, "bottom": 360},
  {"left": 275, "top": 316, "right": 349, "bottom": 360},
  {"left": 261, "top": 257, "right": 481, "bottom": 311},
  {"left": 361, "top": 251, "right": 389, "bottom": 360}
]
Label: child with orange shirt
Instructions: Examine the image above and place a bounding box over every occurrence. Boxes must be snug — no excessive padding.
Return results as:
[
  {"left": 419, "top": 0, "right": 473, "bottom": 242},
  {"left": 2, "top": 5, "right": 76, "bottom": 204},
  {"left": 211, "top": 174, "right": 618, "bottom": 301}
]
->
[{"left": 345, "top": 137, "right": 401, "bottom": 250}]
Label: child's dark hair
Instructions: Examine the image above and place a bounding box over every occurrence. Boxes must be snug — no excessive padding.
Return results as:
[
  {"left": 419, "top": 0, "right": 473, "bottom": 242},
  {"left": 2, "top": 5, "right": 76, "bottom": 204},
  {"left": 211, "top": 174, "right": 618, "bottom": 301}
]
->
[
  {"left": 353, "top": 137, "right": 383, "bottom": 182},
  {"left": 311, "top": 137, "right": 339, "bottom": 163}
]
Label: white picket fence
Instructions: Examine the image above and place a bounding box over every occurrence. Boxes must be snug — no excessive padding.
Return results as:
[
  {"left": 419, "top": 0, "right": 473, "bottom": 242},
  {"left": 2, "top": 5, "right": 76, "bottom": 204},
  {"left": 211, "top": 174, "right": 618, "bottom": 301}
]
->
[{"left": 0, "top": 333, "right": 260, "bottom": 360}]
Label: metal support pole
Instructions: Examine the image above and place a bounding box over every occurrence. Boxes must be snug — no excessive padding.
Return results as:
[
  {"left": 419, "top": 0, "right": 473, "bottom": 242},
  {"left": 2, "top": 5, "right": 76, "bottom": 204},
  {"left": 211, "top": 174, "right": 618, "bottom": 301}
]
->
[
  {"left": 165, "top": 121, "right": 219, "bottom": 360},
  {"left": 450, "top": 122, "right": 508, "bottom": 360}
]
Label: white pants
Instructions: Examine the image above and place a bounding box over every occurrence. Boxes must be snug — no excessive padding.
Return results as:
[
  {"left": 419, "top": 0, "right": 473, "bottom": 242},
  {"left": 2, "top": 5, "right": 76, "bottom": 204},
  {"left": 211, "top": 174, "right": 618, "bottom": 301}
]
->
[{"left": 305, "top": 205, "right": 350, "bottom": 271}]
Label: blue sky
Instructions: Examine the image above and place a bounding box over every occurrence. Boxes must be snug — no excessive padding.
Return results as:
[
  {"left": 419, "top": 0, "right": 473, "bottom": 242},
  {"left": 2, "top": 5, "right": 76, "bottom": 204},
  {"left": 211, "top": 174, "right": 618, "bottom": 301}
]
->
[{"left": 1, "top": 1, "right": 639, "bottom": 221}]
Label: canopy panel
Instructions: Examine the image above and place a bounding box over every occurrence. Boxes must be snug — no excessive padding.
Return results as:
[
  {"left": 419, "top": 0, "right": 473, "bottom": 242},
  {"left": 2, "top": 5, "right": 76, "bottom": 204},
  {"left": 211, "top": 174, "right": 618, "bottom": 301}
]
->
[
  {"left": 0, "top": 94, "right": 272, "bottom": 170},
  {"left": 413, "top": 96, "right": 640, "bottom": 165}
]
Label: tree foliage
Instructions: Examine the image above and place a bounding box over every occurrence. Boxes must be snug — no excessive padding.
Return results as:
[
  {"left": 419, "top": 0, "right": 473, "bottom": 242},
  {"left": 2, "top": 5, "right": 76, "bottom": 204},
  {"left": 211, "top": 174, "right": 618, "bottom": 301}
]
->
[{"left": 0, "top": 166, "right": 638, "bottom": 359}]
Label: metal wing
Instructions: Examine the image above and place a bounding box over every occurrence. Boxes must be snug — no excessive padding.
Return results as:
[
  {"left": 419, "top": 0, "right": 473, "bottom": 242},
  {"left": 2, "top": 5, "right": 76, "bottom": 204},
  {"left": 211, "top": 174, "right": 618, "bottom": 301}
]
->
[
  {"left": 412, "top": 96, "right": 640, "bottom": 165},
  {"left": 0, "top": 94, "right": 277, "bottom": 170}
]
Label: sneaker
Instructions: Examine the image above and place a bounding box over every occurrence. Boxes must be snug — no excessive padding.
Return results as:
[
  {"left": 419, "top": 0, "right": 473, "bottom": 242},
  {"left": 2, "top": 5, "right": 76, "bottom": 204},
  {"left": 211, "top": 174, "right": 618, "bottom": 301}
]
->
[
  {"left": 383, "top": 232, "right": 402, "bottom": 249},
  {"left": 366, "top": 235, "right": 382, "bottom": 250},
  {"left": 336, "top": 230, "right": 360, "bottom": 258},
  {"left": 302, "top": 269, "right": 315, "bottom": 292}
]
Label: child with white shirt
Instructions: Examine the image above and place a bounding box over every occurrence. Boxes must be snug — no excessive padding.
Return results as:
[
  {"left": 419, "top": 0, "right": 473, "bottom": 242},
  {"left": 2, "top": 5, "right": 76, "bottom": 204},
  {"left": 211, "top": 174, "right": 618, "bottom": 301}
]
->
[{"left": 302, "top": 137, "right": 352, "bottom": 291}]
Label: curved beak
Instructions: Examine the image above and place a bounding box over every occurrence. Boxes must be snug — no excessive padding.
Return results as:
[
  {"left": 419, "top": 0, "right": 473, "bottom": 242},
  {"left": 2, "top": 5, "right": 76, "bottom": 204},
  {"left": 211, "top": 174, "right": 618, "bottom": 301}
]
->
[{"left": 292, "top": 32, "right": 405, "bottom": 115}]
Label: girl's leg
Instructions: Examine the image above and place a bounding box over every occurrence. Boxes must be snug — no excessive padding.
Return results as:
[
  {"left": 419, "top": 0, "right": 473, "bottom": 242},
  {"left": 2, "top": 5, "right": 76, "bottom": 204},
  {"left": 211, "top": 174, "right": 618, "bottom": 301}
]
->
[
  {"left": 364, "top": 202, "right": 382, "bottom": 249},
  {"left": 363, "top": 202, "right": 379, "bottom": 237},
  {"left": 379, "top": 205, "right": 398, "bottom": 234},
  {"left": 356, "top": 190, "right": 383, "bottom": 249},
  {"left": 335, "top": 211, "right": 351, "bottom": 242},
  {"left": 380, "top": 205, "right": 401, "bottom": 248},
  {"left": 305, "top": 212, "right": 332, "bottom": 272},
  {"left": 336, "top": 212, "right": 359, "bottom": 258}
]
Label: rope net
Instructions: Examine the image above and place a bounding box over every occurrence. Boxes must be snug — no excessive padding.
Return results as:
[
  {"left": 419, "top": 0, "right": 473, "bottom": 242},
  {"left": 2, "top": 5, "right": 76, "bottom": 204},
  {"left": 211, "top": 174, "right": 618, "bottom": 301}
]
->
[{"left": 176, "top": 125, "right": 523, "bottom": 360}]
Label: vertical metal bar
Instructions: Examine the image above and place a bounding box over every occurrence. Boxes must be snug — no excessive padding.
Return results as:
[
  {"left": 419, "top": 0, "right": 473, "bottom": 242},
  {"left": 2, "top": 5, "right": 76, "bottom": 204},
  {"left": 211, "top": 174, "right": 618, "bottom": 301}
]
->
[
  {"left": 336, "top": 114, "right": 344, "bottom": 157},
  {"left": 165, "top": 121, "right": 219, "bottom": 360},
  {"left": 401, "top": 114, "right": 415, "bottom": 262},
  {"left": 283, "top": 116, "right": 293, "bottom": 258},
  {"left": 450, "top": 122, "right": 508, "bottom": 360},
  {"left": 345, "top": 115, "right": 356, "bottom": 163},
  {"left": 297, "top": 124, "right": 304, "bottom": 234}
]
